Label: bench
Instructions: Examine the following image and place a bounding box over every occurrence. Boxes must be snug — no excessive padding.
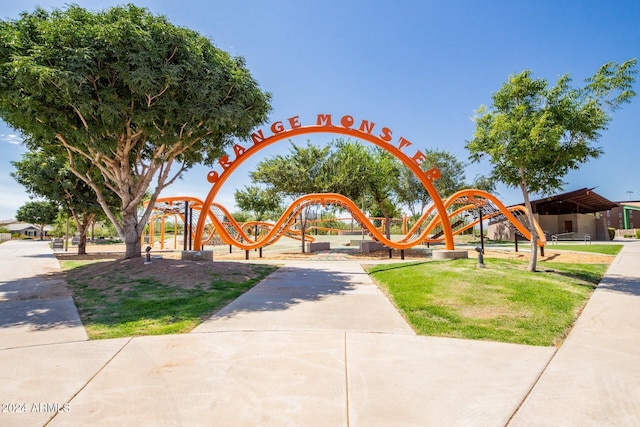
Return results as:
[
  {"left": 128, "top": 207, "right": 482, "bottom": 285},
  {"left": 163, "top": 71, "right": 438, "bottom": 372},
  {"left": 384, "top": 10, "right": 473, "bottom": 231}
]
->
[
  {"left": 551, "top": 232, "right": 591, "bottom": 244},
  {"left": 51, "top": 238, "right": 64, "bottom": 250}
]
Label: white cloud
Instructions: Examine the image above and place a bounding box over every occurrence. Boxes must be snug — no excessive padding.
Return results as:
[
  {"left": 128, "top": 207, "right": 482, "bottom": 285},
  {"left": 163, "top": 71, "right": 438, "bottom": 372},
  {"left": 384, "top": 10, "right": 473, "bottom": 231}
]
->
[{"left": 0, "top": 134, "right": 23, "bottom": 145}]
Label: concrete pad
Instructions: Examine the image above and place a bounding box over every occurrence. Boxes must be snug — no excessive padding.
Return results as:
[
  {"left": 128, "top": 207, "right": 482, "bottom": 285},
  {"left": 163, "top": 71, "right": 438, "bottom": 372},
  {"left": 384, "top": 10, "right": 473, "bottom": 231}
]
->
[
  {"left": 510, "top": 343, "right": 640, "bottom": 426},
  {"left": 181, "top": 250, "right": 213, "bottom": 261},
  {"left": 0, "top": 338, "right": 129, "bottom": 427},
  {"left": 432, "top": 249, "right": 469, "bottom": 260},
  {"left": 306, "top": 241, "right": 330, "bottom": 252},
  {"left": 46, "top": 332, "right": 347, "bottom": 426},
  {"left": 346, "top": 333, "right": 555, "bottom": 426},
  {"left": 194, "top": 261, "right": 414, "bottom": 334},
  {"left": 360, "top": 241, "right": 386, "bottom": 253}
]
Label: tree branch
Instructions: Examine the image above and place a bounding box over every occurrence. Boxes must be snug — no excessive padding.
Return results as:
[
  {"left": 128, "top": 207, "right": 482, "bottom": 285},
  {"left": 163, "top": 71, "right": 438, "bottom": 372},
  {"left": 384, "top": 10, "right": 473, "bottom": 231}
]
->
[{"left": 69, "top": 105, "right": 89, "bottom": 130}]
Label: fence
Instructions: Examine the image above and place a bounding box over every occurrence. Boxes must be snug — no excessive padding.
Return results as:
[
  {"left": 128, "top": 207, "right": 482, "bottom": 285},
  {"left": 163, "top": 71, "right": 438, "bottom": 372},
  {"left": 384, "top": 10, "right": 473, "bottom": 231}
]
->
[
  {"left": 0, "top": 233, "right": 10, "bottom": 243},
  {"left": 615, "top": 228, "right": 639, "bottom": 239}
]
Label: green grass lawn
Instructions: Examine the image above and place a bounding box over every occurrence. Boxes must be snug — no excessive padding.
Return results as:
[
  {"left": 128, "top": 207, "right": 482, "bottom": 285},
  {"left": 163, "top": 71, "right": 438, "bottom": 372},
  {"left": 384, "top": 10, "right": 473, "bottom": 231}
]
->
[
  {"left": 61, "top": 259, "right": 278, "bottom": 339},
  {"left": 367, "top": 258, "right": 609, "bottom": 346},
  {"left": 546, "top": 243, "right": 623, "bottom": 255}
]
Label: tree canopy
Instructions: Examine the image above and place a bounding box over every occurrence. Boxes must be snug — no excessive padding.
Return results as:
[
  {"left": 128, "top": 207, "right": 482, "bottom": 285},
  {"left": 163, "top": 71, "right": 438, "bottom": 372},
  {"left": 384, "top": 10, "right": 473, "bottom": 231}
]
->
[
  {"left": 234, "top": 185, "right": 283, "bottom": 221},
  {"left": 466, "top": 59, "right": 637, "bottom": 271},
  {"left": 250, "top": 139, "right": 404, "bottom": 239},
  {"left": 395, "top": 148, "right": 467, "bottom": 218},
  {"left": 15, "top": 200, "right": 58, "bottom": 239},
  {"left": 11, "top": 149, "right": 118, "bottom": 254},
  {"left": 0, "top": 4, "right": 271, "bottom": 257}
]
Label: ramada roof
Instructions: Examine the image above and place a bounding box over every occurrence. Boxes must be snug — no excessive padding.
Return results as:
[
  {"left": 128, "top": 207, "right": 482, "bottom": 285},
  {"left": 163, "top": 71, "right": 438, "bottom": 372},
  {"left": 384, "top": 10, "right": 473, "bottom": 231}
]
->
[{"left": 524, "top": 188, "right": 619, "bottom": 215}]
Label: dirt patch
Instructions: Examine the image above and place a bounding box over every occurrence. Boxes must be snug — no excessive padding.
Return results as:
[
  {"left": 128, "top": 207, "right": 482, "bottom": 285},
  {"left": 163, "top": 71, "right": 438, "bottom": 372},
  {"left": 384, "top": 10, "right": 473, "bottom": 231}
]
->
[
  {"left": 59, "top": 255, "right": 276, "bottom": 293},
  {"left": 478, "top": 249, "right": 614, "bottom": 264}
]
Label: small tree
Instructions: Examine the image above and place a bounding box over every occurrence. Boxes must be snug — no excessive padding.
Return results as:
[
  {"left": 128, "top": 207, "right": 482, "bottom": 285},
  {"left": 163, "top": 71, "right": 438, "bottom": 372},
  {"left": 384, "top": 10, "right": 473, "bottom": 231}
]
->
[
  {"left": 361, "top": 148, "right": 402, "bottom": 239},
  {"left": 0, "top": 5, "right": 271, "bottom": 258},
  {"left": 469, "top": 174, "right": 497, "bottom": 195},
  {"left": 234, "top": 185, "right": 283, "bottom": 222},
  {"left": 395, "top": 148, "right": 467, "bottom": 218},
  {"left": 466, "top": 59, "right": 637, "bottom": 271},
  {"left": 11, "top": 149, "right": 118, "bottom": 254},
  {"left": 329, "top": 140, "right": 403, "bottom": 239},
  {"left": 250, "top": 141, "right": 333, "bottom": 252},
  {"left": 16, "top": 201, "right": 59, "bottom": 239}
]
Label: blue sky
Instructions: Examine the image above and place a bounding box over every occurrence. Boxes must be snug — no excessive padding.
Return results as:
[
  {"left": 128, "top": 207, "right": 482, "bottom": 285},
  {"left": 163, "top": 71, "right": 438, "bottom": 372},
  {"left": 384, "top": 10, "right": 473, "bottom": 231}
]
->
[{"left": 1, "top": 0, "right": 639, "bottom": 219}]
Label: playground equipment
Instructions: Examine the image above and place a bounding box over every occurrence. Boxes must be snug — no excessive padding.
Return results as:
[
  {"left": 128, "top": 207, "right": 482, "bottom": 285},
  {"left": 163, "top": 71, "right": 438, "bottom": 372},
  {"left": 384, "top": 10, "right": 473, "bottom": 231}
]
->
[
  {"left": 145, "top": 189, "right": 546, "bottom": 252},
  {"left": 146, "top": 113, "right": 546, "bottom": 253}
]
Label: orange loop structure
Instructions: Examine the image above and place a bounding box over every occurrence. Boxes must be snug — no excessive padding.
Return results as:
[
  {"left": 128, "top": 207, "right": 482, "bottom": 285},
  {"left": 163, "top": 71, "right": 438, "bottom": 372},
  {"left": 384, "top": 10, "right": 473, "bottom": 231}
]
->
[
  {"left": 148, "top": 114, "right": 546, "bottom": 252},
  {"left": 192, "top": 119, "right": 455, "bottom": 251},
  {"left": 147, "top": 189, "right": 546, "bottom": 251}
]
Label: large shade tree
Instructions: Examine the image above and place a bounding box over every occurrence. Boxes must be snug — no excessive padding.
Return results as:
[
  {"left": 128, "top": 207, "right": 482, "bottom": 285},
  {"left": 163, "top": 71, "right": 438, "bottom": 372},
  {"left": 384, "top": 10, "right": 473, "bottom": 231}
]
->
[
  {"left": 0, "top": 5, "right": 271, "bottom": 258},
  {"left": 466, "top": 59, "right": 637, "bottom": 271}
]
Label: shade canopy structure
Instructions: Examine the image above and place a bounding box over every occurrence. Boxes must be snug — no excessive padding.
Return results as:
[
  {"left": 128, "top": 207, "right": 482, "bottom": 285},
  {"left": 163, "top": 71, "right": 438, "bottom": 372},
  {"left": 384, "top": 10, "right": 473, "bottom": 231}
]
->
[{"left": 525, "top": 188, "right": 618, "bottom": 215}]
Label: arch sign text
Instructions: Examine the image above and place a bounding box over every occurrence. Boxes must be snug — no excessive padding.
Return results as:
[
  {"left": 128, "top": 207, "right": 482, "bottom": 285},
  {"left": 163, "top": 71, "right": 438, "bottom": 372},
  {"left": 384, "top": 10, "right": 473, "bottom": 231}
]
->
[{"left": 193, "top": 113, "right": 455, "bottom": 250}]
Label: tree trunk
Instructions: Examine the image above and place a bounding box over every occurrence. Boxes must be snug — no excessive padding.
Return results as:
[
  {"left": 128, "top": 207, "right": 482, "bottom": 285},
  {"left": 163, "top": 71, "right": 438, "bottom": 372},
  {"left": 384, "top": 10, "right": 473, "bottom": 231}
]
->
[
  {"left": 519, "top": 171, "right": 538, "bottom": 272},
  {"left": 122, "top": 209, "right": 142, "bottom": 259},
  {"left": 77, "top": 222, "right": 88, "bottom": 255},
  {"left": 300, "top": 212, "right": 306, "bottom": 253},
  {"left": 385, "top": 217, "right": 392, "bottom": 240},
  {"left": 70, "top": 212, "right": 95, "bottom": 256}
]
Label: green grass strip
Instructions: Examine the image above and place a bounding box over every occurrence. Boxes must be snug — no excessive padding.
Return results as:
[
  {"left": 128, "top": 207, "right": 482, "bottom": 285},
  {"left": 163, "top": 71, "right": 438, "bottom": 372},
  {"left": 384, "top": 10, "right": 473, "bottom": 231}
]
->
[
  {"left": 367, "top": 258, "right": 608, "bottom": 346},
  {"left": 61, "top": 260, "right": 277, "bottom": 339},
  {"left": 545, "top": 243, "right": 622, "bottom": 255}
]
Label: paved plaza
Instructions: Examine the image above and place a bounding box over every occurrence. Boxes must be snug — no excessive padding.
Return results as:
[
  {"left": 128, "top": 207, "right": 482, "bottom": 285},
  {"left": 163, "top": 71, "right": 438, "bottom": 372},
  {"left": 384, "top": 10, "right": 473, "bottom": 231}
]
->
[{"left": 1, "top": 239, "right": 639, "bottom": 426}]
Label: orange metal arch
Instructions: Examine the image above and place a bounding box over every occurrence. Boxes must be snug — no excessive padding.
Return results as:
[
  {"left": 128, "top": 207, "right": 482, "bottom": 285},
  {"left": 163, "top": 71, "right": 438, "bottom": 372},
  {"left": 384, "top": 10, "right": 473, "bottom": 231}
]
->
[{"left": 192, "top": 123, "right": 454, "bottom": 250}]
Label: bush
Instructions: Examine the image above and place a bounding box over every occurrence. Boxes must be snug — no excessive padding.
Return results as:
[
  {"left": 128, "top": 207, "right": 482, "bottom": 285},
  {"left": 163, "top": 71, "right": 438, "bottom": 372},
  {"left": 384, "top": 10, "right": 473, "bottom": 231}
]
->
[
  {"left": 636, "top": 229, "right": 640, "bottom": 239},
  {"left": 608, "top": 228, "right": 616, "bottom": 240}
]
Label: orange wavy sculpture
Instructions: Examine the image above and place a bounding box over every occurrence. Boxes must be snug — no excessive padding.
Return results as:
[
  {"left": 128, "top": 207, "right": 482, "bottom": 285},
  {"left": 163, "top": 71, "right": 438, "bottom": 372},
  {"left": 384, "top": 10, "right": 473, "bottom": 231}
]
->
[
  {"left": 150, "top": 113, "right": 546, "bottom": 252},
  {"left": 192, "top": 115, "right": 455, "bottom": 250},
  {"left": 148, "top": 190, "right": 546, "bottom": 251}
]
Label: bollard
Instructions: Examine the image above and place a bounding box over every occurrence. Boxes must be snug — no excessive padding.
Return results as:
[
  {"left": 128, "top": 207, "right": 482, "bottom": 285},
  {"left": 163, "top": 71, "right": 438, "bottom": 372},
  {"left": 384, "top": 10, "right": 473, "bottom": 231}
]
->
[
  {"left": 144, "top": 246, "right": 152, "bottom": 265},
  {"left": 475, "top": 246, "right": 485, "bottom": 268}
]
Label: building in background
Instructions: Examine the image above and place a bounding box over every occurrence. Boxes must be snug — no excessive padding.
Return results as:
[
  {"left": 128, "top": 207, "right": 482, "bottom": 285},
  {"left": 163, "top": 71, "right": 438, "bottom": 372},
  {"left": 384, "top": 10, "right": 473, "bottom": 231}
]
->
[
  {"left": 487, "top": 188, "right": 638, "bottom": 241},
  {"left": 0, "top": 219, "right": 52, "bottom": 238}
]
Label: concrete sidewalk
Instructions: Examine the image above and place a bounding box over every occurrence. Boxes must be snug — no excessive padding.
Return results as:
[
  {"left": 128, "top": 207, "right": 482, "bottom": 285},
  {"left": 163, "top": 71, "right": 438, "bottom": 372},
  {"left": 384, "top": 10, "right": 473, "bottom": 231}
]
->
[
  {"left": 0, "top": 240, "right": 638, "bottom": 426},
  {"left": 509, "top": 240, "right": 640, "bottom": 426},
  {"left": 193, "top": 261, "right": 416, "bottom": 334},
  {"left": 0, "top": 240, "right": 87, "bottom": 349}
]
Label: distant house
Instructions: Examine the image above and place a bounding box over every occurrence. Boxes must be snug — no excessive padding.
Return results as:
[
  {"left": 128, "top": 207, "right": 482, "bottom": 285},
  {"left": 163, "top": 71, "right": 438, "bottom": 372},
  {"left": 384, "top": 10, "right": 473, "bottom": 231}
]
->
[
  {"left": 488, "top": 188, "right": 622, "bottom": 241},
  {"left": 0, "top": 220, "right": 52, "bottom": 238}
]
